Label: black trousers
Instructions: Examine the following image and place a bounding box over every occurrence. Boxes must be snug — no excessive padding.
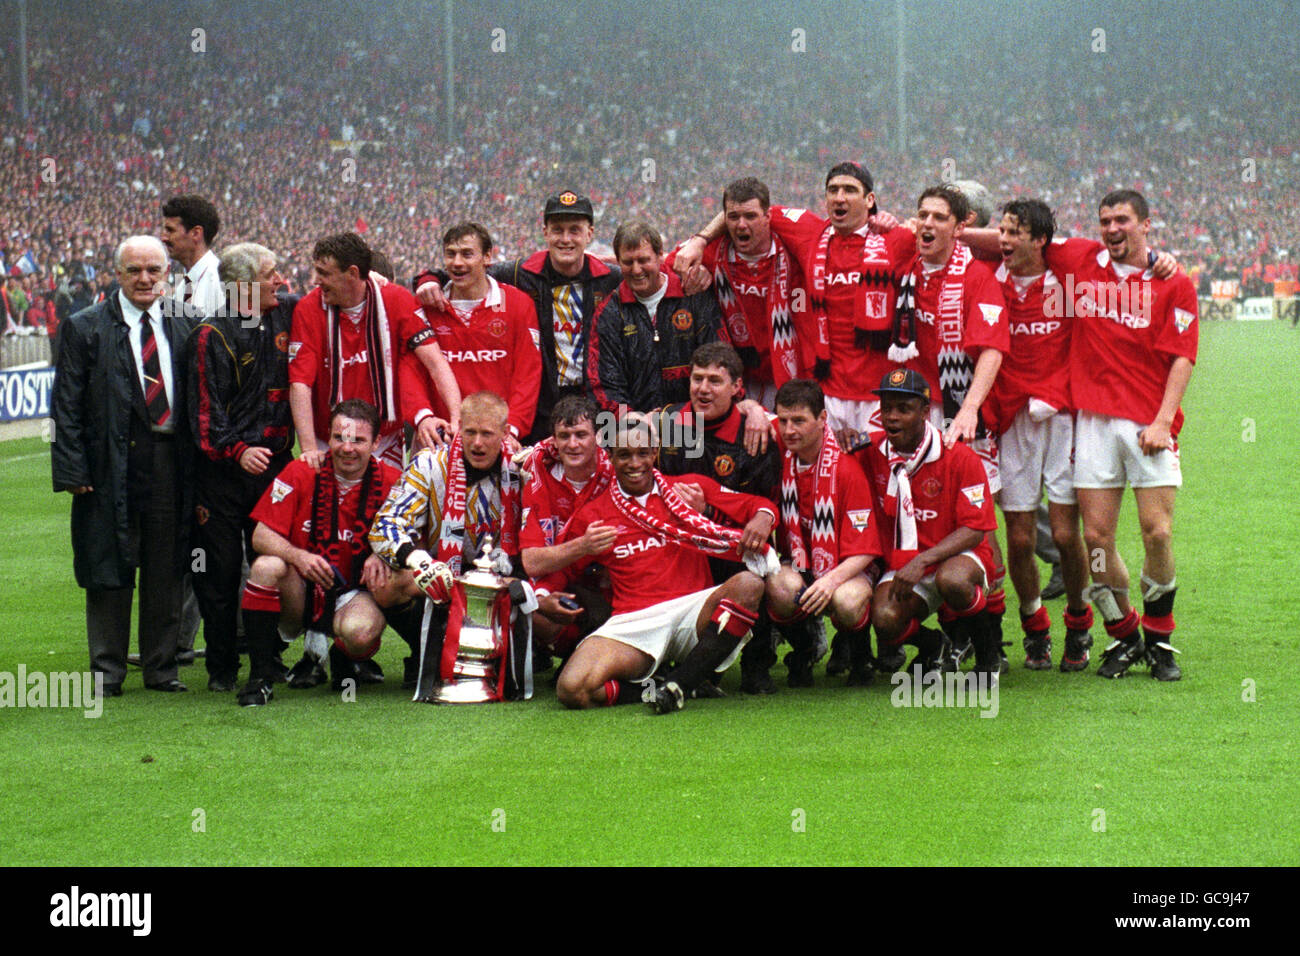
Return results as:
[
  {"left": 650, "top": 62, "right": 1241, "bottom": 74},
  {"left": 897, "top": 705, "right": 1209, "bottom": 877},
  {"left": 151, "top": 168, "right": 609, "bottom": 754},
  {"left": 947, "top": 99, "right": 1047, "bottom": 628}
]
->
[
  {"left": 191, "top": 456, "right": 288, "bottom": 681},
  {"left": 86, "top": 433, "right": 182, "bottom": 686}
]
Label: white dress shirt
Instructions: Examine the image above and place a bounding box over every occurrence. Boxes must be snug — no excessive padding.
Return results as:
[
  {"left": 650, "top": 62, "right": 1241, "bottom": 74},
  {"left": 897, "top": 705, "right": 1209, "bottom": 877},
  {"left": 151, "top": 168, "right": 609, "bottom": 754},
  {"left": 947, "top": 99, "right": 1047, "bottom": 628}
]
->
[
  {"left": 173, "top": 248, "right": 224, "bottom": 316},
  {"left": 119, "top": 291, "right": 176, "bottom": 432}
]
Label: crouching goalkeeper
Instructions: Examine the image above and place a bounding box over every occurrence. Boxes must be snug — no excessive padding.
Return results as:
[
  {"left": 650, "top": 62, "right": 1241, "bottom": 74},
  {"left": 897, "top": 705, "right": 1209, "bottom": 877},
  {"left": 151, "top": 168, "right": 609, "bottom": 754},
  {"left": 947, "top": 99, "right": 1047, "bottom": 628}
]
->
[{"left": 368, "top": 391, "right": 531, "bottom": 701}]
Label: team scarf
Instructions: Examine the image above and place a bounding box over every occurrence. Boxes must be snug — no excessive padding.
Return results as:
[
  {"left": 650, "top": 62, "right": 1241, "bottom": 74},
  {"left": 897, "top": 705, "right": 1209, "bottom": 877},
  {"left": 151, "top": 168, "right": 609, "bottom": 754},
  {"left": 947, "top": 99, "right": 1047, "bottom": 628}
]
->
[
  {"left": 326, "top": 275, "right": 397, "bottom": 424},
  {"left": 713, "top": 237, "right": 800, "bottom": 386},
  {"left": 609, "top": 471, "right": 775, "bottom": 573},
  {"left": 892, "top": 243, "right": 984, "bottom": 436},
  {"left": 808, "top": 225, "right": 897, "bottom": 379},
  {"left": 435, "top": 432, "right": 521, "bottom": 576},
  {"left": 779, "top": 428, "right": 841, "bottom": 577},
  {"left": 305, "top": 454, "right": 389, "bottom": 628},
  {"left": 874, "top": 420, "right": 943, "bottom": 569},
  {"left": 522, "top": 437, "right": 614, "bottom": 530}
]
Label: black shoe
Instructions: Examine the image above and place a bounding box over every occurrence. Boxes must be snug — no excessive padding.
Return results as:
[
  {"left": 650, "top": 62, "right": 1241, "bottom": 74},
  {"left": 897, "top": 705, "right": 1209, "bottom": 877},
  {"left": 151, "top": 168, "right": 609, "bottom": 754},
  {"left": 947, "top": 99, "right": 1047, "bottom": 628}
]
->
[
  {"left": 783, "top": 650, "right": 814, "bottom": 688},
  {"left": 1060, "top": 629, "right": 1093, "bottom": 672},
  {"left": 825, "top": 634, "right": 851, "bottom": 677},
  {"left": 1097, "top": 633, "right": 1145, "bottom": 679},
  {"left": 875, "top": 642, "right": 908, "bottom": 674},
  {"left": 402, "top": 656, "right": 418, "bottom": 689},
  {"left": 354, "top": 658, "right": 385, "bottom": 685},
  {"left": 999, "top": 643, "right": 1010, "bottom": 675},
  {"left": 1040, "top": 565, "right": 1065, "bottom": 600},
  {"left": 911, "top": 628, "right": 951, "bottom": 677},
  {"left": 940, "top": 633, "right": 972, "bottom": 673},
  {"left": 845, "top": 664, "right": 874, "bottom": 686},
  {"left": 739, "top": 670, "right": 778, "bottom": 694},
  {"left": 99, "top": 682, "right": 123, "bottom": 698},
  {"left": 690, "top": 680, "right": 727, "bottom": 700},
  {"left": 287, "top": 655, "right": 328, "bottom": 689},
  {"left": 646, "top": 679, "right": 686, "bottom": 714},
  {"left": 1023, "top": 631, "right": 1052, "bottom": 670},
  {"left": 145, "top": 678, "right": 188, "bottom": 692},
  {"left": 207, "top": 675, "right": 237, "bottom": 692},
  {"left": 1146, "top": 639, "right": 1182, "bottom": 681},
  {"left": 237, "top": 679, "right": 273, "bottom": 707}
]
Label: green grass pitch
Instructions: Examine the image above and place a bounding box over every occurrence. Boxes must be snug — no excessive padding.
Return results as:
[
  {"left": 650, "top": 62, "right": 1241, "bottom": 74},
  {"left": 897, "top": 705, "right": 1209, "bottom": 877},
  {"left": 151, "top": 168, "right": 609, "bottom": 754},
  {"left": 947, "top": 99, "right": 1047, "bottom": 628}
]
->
[{"left": 2, "top": 319, "right": 1296, "bottom": 866}]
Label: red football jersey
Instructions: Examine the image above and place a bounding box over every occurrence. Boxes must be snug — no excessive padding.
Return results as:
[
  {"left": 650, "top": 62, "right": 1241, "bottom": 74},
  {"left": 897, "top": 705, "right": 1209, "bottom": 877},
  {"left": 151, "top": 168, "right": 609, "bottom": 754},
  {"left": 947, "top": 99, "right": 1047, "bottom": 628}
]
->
[
  {"left": 1046, "top": 237, "right": 1198, "bottom": 434},
  {"left": 982, "top": 263, "right": 1073, "bottom": 434},
  {"left": 289, "top": 284, "right": 433, "bottom": 443},
  {"left": 768, "top": 206, "right": 915, "bottom": 400},
  {"left": 251, "top": 457, "right": 401, "bottom": 554},
  {"left": 520, "top": 462, "right": 607, "bottom": 550},
  {"left": 787, "top": 449, "right": 883, "bottom": 567},
  {"left": 903, "top": 247, "right": 1009, "bottom": 408},
  {"left": 857, "top": 437, "right": 997, "bottom": 577},
  {"left": 419, "top": 277, "right": 542, "bottom": 437},
  {"left": 547, "top": 474, "right": 775, "bottom": 615}
]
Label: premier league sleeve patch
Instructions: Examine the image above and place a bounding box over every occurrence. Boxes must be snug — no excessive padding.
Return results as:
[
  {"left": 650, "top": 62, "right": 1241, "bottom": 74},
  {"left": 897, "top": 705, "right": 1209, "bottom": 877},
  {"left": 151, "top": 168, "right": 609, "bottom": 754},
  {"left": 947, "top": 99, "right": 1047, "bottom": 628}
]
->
[
  {"left": 287, "top": 341, "right": 301, "bottom": 361},
  {"left": 270, "top": 478, "right": 293, "bottom": 504},
  {"left": 1174, "top": 307, "right": 1196, "bottom": 333},
  {"left": 961, "top": 483, "right": 986, "bottom": 508},
  {"left": 978, "top": 303, "right": 1003, "bottom": 326},
  {"left": 847, "top": 508, "right": 872, "bottom": 531}
]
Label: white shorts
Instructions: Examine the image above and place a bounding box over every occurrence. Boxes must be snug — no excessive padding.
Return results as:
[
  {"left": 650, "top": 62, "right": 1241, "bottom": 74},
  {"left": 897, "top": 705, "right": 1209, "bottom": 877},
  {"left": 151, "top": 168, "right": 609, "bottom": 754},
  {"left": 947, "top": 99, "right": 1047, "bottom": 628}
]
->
[
  {"left": 375, "top": 429, "right": 406, "bottom": 470},
  {"left": 968, "top": 435, "right": 1001, "bottom": 494},
  {"left": 1073, "top": 410, "right": 1182, "bottom": 489},
  {"left": 749, "top": 381, "right": 779, "bottom": 413},
  {"left": 879, "top": 549, "right": 987, "bottom": 614},
  {"left": 583, "top": 586, "right": 719, "bottom": 681},
  {"left": 998, "top": 406, "right": 1076, "bottom": 510}
]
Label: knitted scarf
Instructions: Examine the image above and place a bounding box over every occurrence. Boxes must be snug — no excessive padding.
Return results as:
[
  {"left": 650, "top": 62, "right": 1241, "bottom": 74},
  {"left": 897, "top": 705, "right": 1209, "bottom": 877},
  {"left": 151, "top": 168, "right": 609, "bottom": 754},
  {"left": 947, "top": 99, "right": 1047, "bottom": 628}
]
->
[
  {"left": 326, "top": 275, "right": 397, "bottom": 424},
  {"left": 305, "top": 454, "right": 389, "bottom": 628},
  {"left": 609, "top": 471, "right": 768, "bottom": 567},
  {"left": 713, "top": 237, "right": 800, "bottom": 386},
  {"left": 809, "top": 225, "right": 897, "bottom": 379},
  {"left": 874, "top": 420, "right": 943, "bottom": 570},
  {"left": 779, "top": 428, "right": 841, "bottom": 577},
  {"left": 523, "top": 437, "right": 613, "bottom": 523},
  {"left": 893, "top": 243, "right": 983, "bottom": 436},
  {"left": 436, "top": 432, "right": 521, "bottom": 576}
]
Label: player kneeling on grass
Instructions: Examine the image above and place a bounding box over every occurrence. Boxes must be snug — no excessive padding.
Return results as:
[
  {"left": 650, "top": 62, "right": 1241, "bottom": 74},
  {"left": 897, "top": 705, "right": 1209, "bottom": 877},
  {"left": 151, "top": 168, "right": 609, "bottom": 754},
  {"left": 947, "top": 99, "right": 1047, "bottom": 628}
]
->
[
  {"left": 857, "top": 369, "right": 1002, "bottom": 679},
  {"left": 545, "top": 417, "right": 779, "bottom": 714},
  {"left": 237, "top": 400, "right": 409, "bottom": 707},
  {"left": 765, "top": 379, "right": 884, "bottom": 687}
]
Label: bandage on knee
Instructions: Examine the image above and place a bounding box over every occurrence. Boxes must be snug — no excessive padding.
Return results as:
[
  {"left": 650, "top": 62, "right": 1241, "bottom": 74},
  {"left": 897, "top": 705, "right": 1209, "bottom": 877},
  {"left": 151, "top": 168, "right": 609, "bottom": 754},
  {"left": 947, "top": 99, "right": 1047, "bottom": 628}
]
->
[{"left": 1085, "top": 583, "right": 1128, "bottom": 623}]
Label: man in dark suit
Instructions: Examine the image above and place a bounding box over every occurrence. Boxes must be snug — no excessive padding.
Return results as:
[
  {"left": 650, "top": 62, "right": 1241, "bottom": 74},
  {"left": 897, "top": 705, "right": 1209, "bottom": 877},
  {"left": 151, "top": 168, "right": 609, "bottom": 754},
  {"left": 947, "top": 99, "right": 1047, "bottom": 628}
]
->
[{"left": 51, "top": 235, "right": 199, "bottom": 695}]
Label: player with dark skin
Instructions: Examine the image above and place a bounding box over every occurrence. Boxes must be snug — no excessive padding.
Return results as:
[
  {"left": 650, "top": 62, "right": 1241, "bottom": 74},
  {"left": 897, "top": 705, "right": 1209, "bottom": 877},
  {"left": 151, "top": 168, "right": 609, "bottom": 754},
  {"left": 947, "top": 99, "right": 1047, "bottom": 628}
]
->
[
  {"left": 554, "top": 433, "right": 770, "bottom": 710},
  {"left": 870, "top": 394, "right": 985, "bottom": 642}
]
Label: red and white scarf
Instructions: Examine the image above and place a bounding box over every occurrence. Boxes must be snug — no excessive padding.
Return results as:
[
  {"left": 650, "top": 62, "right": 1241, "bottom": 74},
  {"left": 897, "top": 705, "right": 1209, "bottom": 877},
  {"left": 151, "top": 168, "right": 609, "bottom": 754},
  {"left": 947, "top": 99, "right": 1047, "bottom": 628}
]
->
[
  {"left": 779, "top": 428, "right": 840, "bottom": 576},
  {"left": 326, "top": 275, "right": 397, "bottom": 424},
  {"left": 713, "top": 238, "right": 800, "bottom": 386},
  {"left": 610, "top": 471, "right": 773, "bottom": 570},
  {"left": 436, "top": 432, "right": 521, "bottom": 575},
  {"left": 523, "top": 437, "right": 614, "bottom": 533},
  {"left": 809, "top": 225, "right": 896, "bottom": 377},
  {"left": 875, "top": 420, "right": 943, "bottom": 569}
]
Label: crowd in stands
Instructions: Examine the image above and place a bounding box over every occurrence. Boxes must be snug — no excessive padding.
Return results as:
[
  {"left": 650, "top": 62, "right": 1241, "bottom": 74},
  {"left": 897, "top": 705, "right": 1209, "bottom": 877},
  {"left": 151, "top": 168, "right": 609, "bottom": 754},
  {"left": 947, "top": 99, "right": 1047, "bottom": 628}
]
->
[{"left": 3, "top": 0, "right": 1298, "bottom": 334}]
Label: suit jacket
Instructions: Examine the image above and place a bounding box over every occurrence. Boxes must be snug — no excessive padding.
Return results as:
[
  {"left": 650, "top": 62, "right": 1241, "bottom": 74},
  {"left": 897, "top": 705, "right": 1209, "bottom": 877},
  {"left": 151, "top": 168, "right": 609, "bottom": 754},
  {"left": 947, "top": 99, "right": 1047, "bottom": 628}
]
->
[{"left": 51, "top": 293, "right": 198, "bottom": 589}]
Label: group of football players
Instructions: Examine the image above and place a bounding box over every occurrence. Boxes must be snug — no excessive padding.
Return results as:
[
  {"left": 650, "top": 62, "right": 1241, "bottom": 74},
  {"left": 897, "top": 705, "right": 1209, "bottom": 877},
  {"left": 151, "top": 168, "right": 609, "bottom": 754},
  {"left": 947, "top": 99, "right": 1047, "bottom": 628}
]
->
[{"left": 51, "top": 165, "right": 1198, "bottom": 711}]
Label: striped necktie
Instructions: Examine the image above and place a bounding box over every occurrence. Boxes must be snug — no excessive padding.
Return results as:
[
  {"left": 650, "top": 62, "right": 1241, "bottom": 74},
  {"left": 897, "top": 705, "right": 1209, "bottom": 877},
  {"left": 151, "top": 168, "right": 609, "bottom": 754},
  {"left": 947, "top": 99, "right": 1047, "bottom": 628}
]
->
[{"left": 138, "top": 311, "right": 171, "bottom": 427}]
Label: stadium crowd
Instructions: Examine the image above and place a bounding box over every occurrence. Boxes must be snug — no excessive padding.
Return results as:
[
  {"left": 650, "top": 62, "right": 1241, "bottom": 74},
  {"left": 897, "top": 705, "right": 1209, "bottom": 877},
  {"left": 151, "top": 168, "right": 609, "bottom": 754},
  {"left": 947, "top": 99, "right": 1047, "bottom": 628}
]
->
[{"left": 3, "top": 0, "right": 1299, "bottom": 332}]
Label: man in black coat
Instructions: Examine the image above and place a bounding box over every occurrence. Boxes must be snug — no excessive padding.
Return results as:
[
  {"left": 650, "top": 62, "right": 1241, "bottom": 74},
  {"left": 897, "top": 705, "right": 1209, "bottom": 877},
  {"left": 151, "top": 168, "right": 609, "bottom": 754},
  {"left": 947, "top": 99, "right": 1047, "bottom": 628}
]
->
[
  {"left": 415, "top": 190, "right": 622, "bottom": 444},
  {"left": 51, "top": 235, "right": 199, "bottom": 696}
]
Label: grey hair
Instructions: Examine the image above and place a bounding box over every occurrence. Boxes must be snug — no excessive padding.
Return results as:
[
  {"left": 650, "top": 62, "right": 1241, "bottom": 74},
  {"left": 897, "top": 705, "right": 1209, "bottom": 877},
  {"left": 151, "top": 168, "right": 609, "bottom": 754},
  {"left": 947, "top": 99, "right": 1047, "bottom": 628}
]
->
[
  {"left": 219, "top": 242, "right": 276, "bottom": 285},
  {"left": 950, "top": 179, "right": 995, "bottom": 228},
  {"left": 114, "top": 235, "right": 168, "bottom": 270}
]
